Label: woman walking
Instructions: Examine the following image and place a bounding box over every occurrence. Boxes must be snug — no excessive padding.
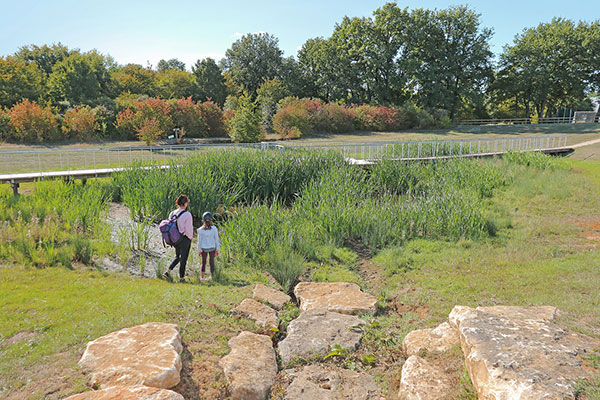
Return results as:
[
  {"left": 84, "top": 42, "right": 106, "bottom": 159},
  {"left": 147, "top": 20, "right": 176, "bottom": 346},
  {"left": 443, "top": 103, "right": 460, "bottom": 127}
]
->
[
  {"left": 197, "top": 211, "right": 220, "bottom": 281},
  {"left": 163, "top": 194, "right": 193, "bottom": 282}
]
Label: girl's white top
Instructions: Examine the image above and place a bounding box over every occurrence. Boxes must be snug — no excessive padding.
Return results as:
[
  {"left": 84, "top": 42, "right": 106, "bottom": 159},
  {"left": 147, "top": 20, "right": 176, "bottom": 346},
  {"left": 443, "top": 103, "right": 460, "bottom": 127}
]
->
[{"left": 197, "top": 226, "right": 220, "bottom": 251}]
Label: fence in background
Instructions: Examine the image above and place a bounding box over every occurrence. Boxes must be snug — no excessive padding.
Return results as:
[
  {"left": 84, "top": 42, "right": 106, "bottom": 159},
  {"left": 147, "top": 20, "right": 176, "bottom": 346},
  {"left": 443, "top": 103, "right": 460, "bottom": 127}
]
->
[
  {"left": 0, "top": 135, "right": 569, "bottom": 175},
  {"left": 458, "top": 116, "right": 600, "bottom": 125}
]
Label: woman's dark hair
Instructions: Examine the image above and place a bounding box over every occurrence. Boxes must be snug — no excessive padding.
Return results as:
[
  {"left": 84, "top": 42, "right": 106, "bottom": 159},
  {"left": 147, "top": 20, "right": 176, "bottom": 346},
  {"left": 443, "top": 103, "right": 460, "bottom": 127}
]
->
[{"left": 176, "top": 194, "right": 189, "bottom": 207}]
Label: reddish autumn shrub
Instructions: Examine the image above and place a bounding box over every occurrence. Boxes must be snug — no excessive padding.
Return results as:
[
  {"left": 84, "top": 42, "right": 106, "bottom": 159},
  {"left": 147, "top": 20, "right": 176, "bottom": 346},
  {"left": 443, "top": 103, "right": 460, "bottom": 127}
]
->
[
  {"left": 114, "top": 97, "right": 173, "bottom": 142},
  {"left": 198, "top": 101, "right": 227, "bottom": 137},
  {"left": 134, "top": 97, "right": 172, "bottom": 134},
  {"left": 318, "top": 103, "right": 356, "bottom": 133},
  {"left": 355, "top": 105, "right": 408, "bottom": 131},
  {"left": 115, "top": 108, "right": 139, "bottom": 140},
  {"left": 273, "top": 103, "right": 311, "bottom": 139},
  {"left": 7, "top": 99, "right": 59, "bottom": 142},
  {"left": 171, "top": 97, "right": 208, "bottom": 137},
  {"left": 62, "top": 105, "right": 99, "bottom": 140},
  {"left": 136, "top": 118, "right": 162, "bottom": 145}
]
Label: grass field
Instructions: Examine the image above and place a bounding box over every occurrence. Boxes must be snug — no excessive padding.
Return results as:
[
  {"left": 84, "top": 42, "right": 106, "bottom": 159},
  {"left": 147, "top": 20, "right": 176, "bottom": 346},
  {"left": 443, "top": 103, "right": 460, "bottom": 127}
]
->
[{"left": 0, "top": 152, "right": 599, "bottom": 399}]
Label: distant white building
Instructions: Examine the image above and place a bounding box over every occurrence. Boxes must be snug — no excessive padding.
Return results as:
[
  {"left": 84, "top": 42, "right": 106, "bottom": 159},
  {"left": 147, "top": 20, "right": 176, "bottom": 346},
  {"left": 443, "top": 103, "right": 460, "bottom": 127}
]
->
[{"left": 590, "top": 96, "right": 600, "bottom": 113}]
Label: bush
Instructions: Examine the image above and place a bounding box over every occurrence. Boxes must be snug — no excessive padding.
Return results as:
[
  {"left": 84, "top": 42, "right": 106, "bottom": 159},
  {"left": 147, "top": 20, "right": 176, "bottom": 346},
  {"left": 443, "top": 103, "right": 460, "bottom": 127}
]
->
[
  {"left": 114, "top": 97, "right": 174, "bottom": 142},
  {"left": 134, "top": 97, "right": 172, "bottom": 134},
  {"left": 62, "top": 105, "right": 99, "bottom": 140},
  {"left": 0, "top": 109, "right": 13, "bottom": 141},
  {"left": 7, "top": 99, "right": 60, "bottom": 142},
  {"left": 171, "top": 97, "right": 208, "bottom": 137},
  {"left": 272, "top": 101, "right": 312, "bottom": 139},
  {"left": 272, "top": 98, "right": 450, "bottom": 137},
  {"left": 136, "top": 118, "right": 162, "bottom": 145},
  {"left": 354, "top": 105, "right": 408, "bottom": 131},
  {"left": 115, "top": 108, "right": 138, "bottom": 140},
  {"left": 199, "top": 100, "right": 227, "bottom": 137},
  {"left": 318, "top": 103, "right": 355, "bottom": 133},
  {"left": 228, "top": 93, "right": 263, "bottom": 143}
]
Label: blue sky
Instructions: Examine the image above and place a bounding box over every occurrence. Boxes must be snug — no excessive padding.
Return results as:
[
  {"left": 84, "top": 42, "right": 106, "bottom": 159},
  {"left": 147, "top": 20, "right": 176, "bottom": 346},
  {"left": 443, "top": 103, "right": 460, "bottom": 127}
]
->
[{"left": 2, "top": 0, "right": 599, "bottom": 69}]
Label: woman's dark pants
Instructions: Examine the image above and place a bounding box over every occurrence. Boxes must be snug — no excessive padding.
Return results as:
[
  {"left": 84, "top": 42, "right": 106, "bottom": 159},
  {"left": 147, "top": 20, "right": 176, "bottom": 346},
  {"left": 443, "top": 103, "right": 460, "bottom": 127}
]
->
[{"left": 168, "top": 236, "right": 191, "bottom": 278}]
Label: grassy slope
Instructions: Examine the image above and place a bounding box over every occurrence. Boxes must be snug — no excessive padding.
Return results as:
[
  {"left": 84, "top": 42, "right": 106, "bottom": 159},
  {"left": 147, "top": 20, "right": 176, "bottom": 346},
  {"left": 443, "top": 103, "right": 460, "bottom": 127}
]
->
[{"left": 1, "top": 159, "right": 599, "bottom": 399}]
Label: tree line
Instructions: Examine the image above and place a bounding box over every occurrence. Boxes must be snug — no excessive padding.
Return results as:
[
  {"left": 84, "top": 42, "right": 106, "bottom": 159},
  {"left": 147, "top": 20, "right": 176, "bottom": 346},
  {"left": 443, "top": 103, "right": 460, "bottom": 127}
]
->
[{"left": 1, "top": 2, "right": 599, "bottom": 138}]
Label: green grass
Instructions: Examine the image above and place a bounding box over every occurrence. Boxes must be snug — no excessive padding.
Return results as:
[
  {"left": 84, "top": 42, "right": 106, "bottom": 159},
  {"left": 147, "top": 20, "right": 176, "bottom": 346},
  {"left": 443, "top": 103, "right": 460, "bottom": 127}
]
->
[{"left": 0, "top": 266, "right": 257, "bottom": 399}]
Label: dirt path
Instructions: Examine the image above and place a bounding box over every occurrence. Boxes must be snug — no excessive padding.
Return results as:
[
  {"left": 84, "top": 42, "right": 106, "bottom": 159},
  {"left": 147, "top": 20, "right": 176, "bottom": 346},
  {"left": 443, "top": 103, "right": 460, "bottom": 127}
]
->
[{"left": 570, "top": 137, "right": 600, "bottom": 148}]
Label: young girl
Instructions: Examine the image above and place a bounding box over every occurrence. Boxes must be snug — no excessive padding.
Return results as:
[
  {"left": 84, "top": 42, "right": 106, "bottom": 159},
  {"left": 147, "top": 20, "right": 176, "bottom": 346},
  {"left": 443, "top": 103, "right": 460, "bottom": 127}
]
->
[
  {"left": 197, "top": 211, "right": 220, "bottom": 281},
  {"left": 163, "top": 194, "right": 193, "bottom": 282}
]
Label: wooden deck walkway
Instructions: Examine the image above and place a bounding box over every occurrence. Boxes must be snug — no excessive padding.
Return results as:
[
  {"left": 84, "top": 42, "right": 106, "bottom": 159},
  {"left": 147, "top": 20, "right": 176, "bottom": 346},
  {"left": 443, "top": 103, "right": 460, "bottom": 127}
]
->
[{"left": 0, "top": 147, "right": 574, "bottom": 195}]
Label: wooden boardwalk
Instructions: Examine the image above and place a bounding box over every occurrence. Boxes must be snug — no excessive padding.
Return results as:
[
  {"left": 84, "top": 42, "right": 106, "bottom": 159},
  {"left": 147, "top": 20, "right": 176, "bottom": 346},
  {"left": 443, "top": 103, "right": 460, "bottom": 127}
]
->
[{"left": 0, "top": 146, "right": 574, "bottom": 195}]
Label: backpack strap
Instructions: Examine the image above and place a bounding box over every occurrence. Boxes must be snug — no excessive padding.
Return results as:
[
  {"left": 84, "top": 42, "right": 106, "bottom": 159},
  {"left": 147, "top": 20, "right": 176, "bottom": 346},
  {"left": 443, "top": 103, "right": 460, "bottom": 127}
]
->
[{"left": 172, "top": 209, "right": 189, "bottom": 220}]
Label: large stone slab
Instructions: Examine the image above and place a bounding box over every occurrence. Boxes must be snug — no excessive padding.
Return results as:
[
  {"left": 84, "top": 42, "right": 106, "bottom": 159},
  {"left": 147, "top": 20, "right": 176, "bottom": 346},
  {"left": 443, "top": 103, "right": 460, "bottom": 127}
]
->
[
  {"left": 449, "top": 305, "right": 600, "bottom": 400},
  {"left": 398, "top": 355, "right": 455, "bottom": 400},
  {"left": 79, "top": 322, "right": 183, "bottom": 389},
  {"left": 476, "top": 305, "right": 560, "bottom": 322},
  {"left": 403, "top": 322, "right": 459, "bottom": 357},
  {"left": 284, "top": 364, "right": 384, "bottom": 400},
  {"left": 253, "top": 284, "right": 291, "bottom": 310},
  {"left": 64, "top": 385, "right": 184, "bottom": 400},
  {"left": 278, "top": 309, "right": 365, "bottom": 364},
  {"left": 294, "top": 282, "right": 377, "bottom": 315},
  {"left": 219, "top": 331, "right": 278, "bottom": 400},
  {"left": 233, "top": 298, "right": 279, "bottom": 329}
]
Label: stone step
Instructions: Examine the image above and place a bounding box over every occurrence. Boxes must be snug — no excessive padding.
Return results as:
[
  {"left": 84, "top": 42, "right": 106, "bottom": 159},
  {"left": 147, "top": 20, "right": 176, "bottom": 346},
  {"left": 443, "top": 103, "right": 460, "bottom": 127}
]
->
[
  {"left": 233, "top": 298, "right": 279, "bottom": 329},
  {"left": 294, "top": 282, "right": 377, "bottom": 315},
  {"left": 253, "top": 284, "right": 291, "bottom": 310},
  {"left": 219, "top": 331, "right": 278, "bottom": 400},
  {"left": 63, "top": 385, "right": 184, "bottom": 400},
  {"left": 78, "top": 322, "right": 183, "bottom": 389},
  {"left": 449, "top": 305, "right": 600, "bottom": 399},
  {"left": 284, "top": 364, "right": 384, "bottom": 400},
  {"left": 398, "top": 355, "right": 455, "bottom": 400},
  {"left": 278, "top": 309, "right": 365, "bottom": 365}
]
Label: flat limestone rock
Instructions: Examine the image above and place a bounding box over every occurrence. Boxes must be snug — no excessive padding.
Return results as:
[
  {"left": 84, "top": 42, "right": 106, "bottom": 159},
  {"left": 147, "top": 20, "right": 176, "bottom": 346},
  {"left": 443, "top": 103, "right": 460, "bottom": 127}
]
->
[
  {"left": 278, "top": 309, "right": 365, "bottom": 364},
  {"left": 449, "top": 305, "right": 600, "bottom": 400},
  {"left": 398, "top": 355, "right": 455, "bottom": 400},
  {"left": 476, "top": 305, "right": 560, "bottom": 322},
  {"left": 233, "top": 298, "right": 279, "bottom": 328},
  {"left": 64, "top": 385, "right": 184, "bottom": 400},
  {"left": 253, "top": 284, "right": 291, "bottom": 310},
  {"left": 219, "top": 331, "right": 278, "bottom": 400},
  {"left": 284, "top": 364, "right": 384, "bottom": 400},
  {"left": 403, "top": 322, "right": 459, "bottom": 357},
  {"left": 79, "top": 322, "right": 183, "bottom": 389},
  {"left": 294, "top": 282, "right": 377, "bottom": 315}
]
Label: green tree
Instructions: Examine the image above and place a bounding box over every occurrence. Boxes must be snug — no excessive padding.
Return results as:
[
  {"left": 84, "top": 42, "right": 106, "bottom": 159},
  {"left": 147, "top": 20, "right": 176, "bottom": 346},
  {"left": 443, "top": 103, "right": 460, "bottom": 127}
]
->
[
  {"left": 495, "top": 18, "right": 595, "bottom": 118},
  {"left": 256, "top": 78, "right": 290, "bottom": 130},
  {"left": 155, "top": 69, "right": 198, "bottom": 99},
  {"left": 298, "top": 37, "right": 343, "bottom": 101},
  {"left": 15, "top": 43, "right": 71, "bottom": 76},
  {"left": 0, "top": 56, "right": 44, "bottom": 107},
  {"left": 157, "top": 58, "right": 186, "bottom": 72},
  {"left": 228, "top": 93, "right": 263, "bottom": 142},
  {"left": 192, "top": 58, "right": 227, "bottom": 105},
  {"left": 222, "top": 33, "right": 284, "bottom": 97},
  {"left": 47, "top": 50, "right": 112, "bottom": 105},
  {"left": 109, "top": 64, "right": 156, "bottom": 96},
  {"left": 408, "top": 6, "right": 493, "bottom": 119}
]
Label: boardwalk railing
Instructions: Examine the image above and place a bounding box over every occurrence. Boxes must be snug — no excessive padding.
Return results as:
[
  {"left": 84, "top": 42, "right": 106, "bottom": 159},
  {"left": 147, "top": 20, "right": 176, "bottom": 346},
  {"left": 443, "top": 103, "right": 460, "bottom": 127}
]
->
[
  {"left": 0, "top": 135, "right": 569, "bottom": 175},
  {"left": 458, "top": 116, "right": 600, "bottom": 125},
  {"left": 282, "top": 135, "right": 569, "bottom": 161},
  {"left": 0, "top": 142, "right": 270, "bottom": 175}
]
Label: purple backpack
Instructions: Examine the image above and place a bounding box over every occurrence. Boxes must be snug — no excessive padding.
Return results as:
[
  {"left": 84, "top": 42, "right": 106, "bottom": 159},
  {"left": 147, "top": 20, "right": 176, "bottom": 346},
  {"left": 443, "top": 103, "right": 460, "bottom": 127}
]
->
[{"left": 159, "top": 210, "right": 188, "bottom": 247}]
